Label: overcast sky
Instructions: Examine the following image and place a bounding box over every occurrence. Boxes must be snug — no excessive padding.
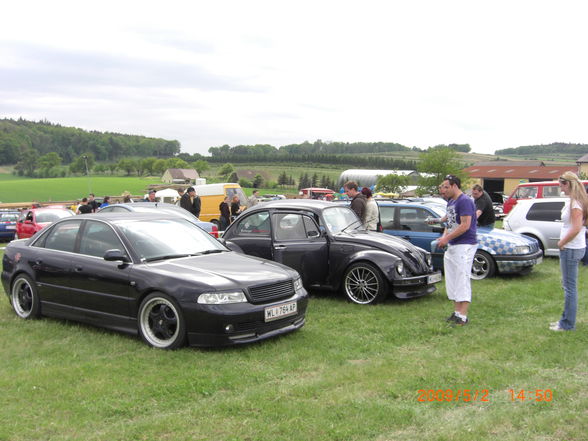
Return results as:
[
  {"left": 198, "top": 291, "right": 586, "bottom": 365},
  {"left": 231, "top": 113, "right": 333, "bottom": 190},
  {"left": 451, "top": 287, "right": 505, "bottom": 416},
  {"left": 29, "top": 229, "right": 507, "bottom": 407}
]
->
[{"left": 2, "top": 0, "right": 588, "bottom": 156}]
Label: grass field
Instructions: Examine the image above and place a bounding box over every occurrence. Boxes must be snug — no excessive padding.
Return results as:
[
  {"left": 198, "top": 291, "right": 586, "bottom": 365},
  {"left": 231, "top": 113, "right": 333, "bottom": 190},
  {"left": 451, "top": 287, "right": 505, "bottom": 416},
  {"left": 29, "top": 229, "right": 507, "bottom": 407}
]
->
[
  {"left": 0, "top": 176, "right": 164, "bottom": 203},
  {"left": 1, "top": 247, "right": 586, "bottom": 441}
]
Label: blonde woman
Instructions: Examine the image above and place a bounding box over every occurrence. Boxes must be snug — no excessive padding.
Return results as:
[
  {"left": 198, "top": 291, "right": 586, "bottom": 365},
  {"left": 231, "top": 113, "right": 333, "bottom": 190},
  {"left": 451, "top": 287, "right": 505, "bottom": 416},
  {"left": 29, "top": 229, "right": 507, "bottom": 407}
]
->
[{"left": 551, "top": 171, "right": 588, "bottom": 331}]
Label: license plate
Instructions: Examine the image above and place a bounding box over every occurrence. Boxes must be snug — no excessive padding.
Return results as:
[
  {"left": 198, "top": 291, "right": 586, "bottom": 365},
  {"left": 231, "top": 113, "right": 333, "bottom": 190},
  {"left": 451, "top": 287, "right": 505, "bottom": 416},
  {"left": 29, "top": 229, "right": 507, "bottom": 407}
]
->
[
  {"left": 536, "top": 256, "right": 543, "bottom": 265},
  {"left": 265, "top": 301, "right": 297, "bottom": 322},
  {"left": 428, "top": 272, "right": 442, "bottom": 284},
  {"left": 6, "top": 226, "right": 15, "bottom": 230}
]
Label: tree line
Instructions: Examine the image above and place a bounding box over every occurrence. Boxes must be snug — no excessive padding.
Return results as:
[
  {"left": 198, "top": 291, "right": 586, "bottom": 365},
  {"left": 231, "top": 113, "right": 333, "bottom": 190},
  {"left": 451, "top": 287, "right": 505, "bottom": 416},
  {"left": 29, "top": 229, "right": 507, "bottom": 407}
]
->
[
  {"left": 0, "top": 118, "right": 181, "bottom": 165},
  {"left": 495, "top": 143, "right": 588, "bottom": 156}
]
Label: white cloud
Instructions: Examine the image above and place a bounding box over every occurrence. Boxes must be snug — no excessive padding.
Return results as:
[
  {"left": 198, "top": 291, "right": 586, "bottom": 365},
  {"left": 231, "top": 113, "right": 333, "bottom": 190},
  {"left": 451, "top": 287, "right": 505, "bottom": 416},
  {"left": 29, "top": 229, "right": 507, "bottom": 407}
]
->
[{"left": 2, "top": 0, "right": 588, "bottom": 155}]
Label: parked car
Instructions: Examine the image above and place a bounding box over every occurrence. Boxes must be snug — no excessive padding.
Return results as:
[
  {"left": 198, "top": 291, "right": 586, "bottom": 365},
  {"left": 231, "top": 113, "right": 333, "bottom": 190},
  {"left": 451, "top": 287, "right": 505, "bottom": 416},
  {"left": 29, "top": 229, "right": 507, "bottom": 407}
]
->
[
  {"left": 502, "top": 197, "right": 566, "bottom": 256},
  {"left": 377, "top": 200, "right": 543, "bottom": 279},
  {"left": 2, "top": 213, "right": 308, "bottom": 349},
  {"left": 97, "top": 202, "right": 219, "bottom": 237},
  {"left": 503, "top": 180, "right": 588, "bottom": 214},
  {"left": 221, "top": 200, "right": 442, "bottom": 305},
  {"left": 15, "top": 206, "right": 75, "bottom": 240},
  {"left": 0, "top": 210, "right": 20, "bottom": 241}
]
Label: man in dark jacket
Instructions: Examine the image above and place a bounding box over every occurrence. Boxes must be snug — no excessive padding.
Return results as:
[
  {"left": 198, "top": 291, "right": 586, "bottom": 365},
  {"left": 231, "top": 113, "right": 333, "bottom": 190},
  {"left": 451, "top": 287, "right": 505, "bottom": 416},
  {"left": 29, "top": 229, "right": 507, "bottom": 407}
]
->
[
  {"left": 471, "top": 184, "right": 496, "bottom": 228},
  {"left": 344, "top": 180, "right": 366, "bottom": 223},
  {"left": 180, "top": 187, "right": 201, "bottom": 218}
]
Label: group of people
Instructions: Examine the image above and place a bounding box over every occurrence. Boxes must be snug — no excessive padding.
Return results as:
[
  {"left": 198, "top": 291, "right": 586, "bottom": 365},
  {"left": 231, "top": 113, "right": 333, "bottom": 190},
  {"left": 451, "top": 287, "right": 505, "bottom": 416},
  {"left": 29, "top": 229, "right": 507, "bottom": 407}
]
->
[
  {"left": 218, "top": 190, "right": 260, "bottom": 230},
  {"left": 436, "top": 173, "right": 585, "bottom": 331},
  {"left": 73, "top": 194, "right": 107, "bottom": 214},
  {"left": 346, "top": 173, "right": 586, "bottom": 332}
]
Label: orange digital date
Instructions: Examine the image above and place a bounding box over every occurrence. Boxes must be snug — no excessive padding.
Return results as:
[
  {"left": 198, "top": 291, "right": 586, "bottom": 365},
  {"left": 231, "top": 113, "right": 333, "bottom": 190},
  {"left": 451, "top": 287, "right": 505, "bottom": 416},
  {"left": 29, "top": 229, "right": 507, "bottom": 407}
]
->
[{"left": 417, "top": 389, "right": 490, "bottom": 402}]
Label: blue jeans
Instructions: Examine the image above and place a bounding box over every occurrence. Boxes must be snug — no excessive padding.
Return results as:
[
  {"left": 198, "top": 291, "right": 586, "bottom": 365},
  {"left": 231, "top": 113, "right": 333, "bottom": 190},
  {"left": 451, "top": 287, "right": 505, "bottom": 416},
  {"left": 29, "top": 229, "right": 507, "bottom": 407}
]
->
[{"left": 559, "top": 248, "right": 584, "bottom": 330}]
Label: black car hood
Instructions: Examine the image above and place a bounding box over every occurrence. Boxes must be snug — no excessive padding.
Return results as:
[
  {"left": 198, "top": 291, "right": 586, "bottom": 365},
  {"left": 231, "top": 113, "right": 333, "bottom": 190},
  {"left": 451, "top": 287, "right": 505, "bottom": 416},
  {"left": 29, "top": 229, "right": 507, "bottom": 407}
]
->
[
  {"left": 334, "top": 230, "right": 431, "bottom": 274},
  {"left": 143, "top": 251, "right": 296, "bottom": 291}
]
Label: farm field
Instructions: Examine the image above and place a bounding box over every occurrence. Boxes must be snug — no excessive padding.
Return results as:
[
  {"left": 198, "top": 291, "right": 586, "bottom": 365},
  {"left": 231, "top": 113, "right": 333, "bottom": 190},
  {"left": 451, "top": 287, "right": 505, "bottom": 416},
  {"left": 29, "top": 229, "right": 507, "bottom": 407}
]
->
[
  {"left": 0, "top": 248, "right": 586, "bottom": 441},
  {"left": 0, "top": 175, "right": 163, "bottom": 203}
]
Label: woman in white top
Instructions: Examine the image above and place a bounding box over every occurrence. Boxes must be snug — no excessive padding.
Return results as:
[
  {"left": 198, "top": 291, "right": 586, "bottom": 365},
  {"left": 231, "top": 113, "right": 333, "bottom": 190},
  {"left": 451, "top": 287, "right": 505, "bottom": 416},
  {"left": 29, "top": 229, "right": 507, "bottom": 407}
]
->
[
  {"left": 361, "top": 187, "right": 379, "bottom": 231},
  {"left": 551, "top": 171, "right": 588, "bottom": 331}
]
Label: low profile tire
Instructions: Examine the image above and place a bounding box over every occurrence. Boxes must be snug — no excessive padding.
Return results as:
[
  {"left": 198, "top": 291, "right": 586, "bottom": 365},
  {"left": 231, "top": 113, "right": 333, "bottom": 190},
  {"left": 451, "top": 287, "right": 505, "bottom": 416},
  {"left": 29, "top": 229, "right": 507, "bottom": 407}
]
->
[
  {"left": 470, "top": 251, "right": 496, "bottom": 280},
  {"left": 343, "top": 262, "right": 387, "bottom": 305},
  {"left": 138, "top": 293, "right": 186, "bottom": 349},
  {"left": 11, "top": 274, "right": 41, "bottom": 319}
]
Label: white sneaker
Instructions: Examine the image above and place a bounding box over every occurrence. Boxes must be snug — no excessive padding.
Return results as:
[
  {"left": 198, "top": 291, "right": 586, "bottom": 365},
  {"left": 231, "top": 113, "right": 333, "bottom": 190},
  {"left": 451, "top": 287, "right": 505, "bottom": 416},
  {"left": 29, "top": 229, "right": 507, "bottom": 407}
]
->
[
  {"left": 549, "top": 323, "right": 565, "bottom": 331},
  {"left": 550, "top": 321, "right": 559, "bottom": 327}
]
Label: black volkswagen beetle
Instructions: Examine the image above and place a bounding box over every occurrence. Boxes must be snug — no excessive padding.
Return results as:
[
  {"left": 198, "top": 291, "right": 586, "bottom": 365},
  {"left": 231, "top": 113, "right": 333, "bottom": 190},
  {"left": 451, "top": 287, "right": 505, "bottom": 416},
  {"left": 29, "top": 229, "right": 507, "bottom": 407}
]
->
[
  {"left": 222, "top": 200, "right": 441, "bottom": 304},
  {"left": 2, "top": 213, "right": 308, "bottom": 349}
]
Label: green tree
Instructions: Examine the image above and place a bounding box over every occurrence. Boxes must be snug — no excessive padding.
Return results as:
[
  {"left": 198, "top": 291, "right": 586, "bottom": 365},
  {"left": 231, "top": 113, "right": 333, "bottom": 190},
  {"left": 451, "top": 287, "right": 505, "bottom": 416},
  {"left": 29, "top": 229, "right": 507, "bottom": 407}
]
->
[
  {"left": 69, "top": 153, "right": 95, "bottom": 175},
  {"left": 165, "top": 158, "right": 189, "bottom": 169},
  {"left": 376, "top": 174, "right": 410, "bottom": 194},
  {"left": 416, "top": 147, "right": 465, "bottom": 195},
  {"left": 153, "top": 159, "right": 167, "bottom": 175},
  {"left": 15, "top": 149, "right": 39, "bottom": 176},
  {"left": 140, "top": 157, "right": 157, "bottom": 176},
  {"left": 218, "top": 163, "right": 235, "bottom": 180},
  {"left": 117, "top": 158, "right": 138, "bottom": 176},
  {"left": 37, "top": 152, "right": 62, "bottom": 170},
  {"left": 193, "top": 160, "right": 210, "bottom": 175},
  {"left": 253, "top": 174, "right": 264, "bottom": 188}
]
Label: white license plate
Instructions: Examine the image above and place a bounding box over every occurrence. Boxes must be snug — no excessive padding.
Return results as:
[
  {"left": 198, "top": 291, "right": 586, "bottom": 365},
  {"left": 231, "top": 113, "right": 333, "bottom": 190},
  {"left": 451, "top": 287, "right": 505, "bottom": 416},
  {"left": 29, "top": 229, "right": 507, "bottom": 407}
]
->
[
  {"left": 265, "top": 301, "right": 297, "bottom": 322},
  {"left": 6, "top": 226, "right": 15, "bottom": 230},
  {"left": 428, "top": 272, "right": 442, "bottom": 284}
]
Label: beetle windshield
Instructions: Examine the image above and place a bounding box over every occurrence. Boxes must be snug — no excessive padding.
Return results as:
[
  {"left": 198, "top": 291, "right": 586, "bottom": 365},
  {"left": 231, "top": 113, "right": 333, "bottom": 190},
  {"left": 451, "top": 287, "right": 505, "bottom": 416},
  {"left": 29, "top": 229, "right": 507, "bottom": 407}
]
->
[
  {"left": 115, "top": 218, "right": 226, "bottom": 262},
  {"left": 322, "top": 206, "right": 362, "bottom": 234}
]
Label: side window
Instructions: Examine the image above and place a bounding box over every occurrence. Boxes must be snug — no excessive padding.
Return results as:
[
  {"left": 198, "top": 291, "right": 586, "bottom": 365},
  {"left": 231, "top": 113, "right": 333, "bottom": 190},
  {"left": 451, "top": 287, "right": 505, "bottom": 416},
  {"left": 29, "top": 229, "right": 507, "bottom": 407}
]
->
[
  {"left": 542, "top": 186, "right": 561, "bottom": 198},
  {"left": 399, "top": 208, "right": 437, "bottom": 232},
  {"left": 234, "top": 211, "right": 270, "bottom": 236},
  {"left": 379, "top": 206, "right": 395, "bottom": 230},
  {"left": 274, "top": 213, "right": 307, "bottom": 241},
  {"left": 79, "top": 221, "right": 124, "bottom": 257},
  {"left": 36, "top": 220, "right": 82, "bottom": 252},
  {"left": 100, "top": 206, "right": 127, "bottom": 213},
  {"left": 515, "top": 186, "right": 538, "bottom": 199},
  {"left": 526, "top": 202, "right": 564, "bottom": 222},
  {"left": 303, "top": 216, "right": 320, "bottom": 237}
]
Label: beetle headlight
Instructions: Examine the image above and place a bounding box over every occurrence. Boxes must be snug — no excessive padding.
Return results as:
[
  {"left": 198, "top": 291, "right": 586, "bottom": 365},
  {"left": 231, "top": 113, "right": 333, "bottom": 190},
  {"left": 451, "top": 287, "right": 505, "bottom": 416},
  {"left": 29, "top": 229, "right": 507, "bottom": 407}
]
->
[
  {"left": 294, "top": 277, "right": 304, "bottom": 292},
  {"left": 514, "top": 245, "right": 530, "bottom": 254},
  {"left": 197, "top": 291, "right": 247, "bottom": 304},
  {"left": 425, "top": 253, "right": 432, "bottom": 267},
  {"left": 396, "top": 261, "right": 404, "bottom": 275}
]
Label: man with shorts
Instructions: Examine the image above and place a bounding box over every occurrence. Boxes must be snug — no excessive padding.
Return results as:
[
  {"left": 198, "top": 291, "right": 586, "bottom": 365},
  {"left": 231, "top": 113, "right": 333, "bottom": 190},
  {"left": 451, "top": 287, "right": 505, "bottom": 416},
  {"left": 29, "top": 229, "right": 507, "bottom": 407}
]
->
[{"left": 437, "top": 175, "right": 477, "bottom": 326}]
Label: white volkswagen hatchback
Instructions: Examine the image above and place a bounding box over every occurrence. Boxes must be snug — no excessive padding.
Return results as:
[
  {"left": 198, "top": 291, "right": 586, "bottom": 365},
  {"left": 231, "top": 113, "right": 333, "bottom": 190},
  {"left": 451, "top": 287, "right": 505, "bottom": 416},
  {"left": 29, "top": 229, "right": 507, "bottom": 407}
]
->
[{"left": 503, "top": 197, "right": 567, "bottom": 256}]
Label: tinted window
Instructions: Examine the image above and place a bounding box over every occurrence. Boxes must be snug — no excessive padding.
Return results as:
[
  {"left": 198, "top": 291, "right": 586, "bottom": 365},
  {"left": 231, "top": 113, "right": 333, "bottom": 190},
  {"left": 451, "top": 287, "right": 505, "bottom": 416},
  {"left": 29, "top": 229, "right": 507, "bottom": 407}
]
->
[
  {"left": 38, "top": 220, "right": 82, "bottom": 252},
  {"left": 234, "top": 211, "right": 270, "bottom": 236},
  {"left": 379, "top": 206, "right": 395, "bottom": 230},
  {"left": 526, "top": 202, "right": 564, "bottom": 222},
  {"left": 79, "top": 221, "right": 124, "bottom": 257},
  {"left": 274, "top": 213, "right": 307, "bottom": 240},
  {"left": 398, "top": 207, "right": 438, "bottom": 232}
]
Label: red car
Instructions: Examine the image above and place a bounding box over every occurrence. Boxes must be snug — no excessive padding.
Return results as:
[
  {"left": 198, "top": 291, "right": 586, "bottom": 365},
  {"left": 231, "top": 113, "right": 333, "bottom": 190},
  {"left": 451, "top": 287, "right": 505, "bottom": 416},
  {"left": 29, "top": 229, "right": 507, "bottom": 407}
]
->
[{"left": 15, "top": 206, "right": 75, "bottom": 239}]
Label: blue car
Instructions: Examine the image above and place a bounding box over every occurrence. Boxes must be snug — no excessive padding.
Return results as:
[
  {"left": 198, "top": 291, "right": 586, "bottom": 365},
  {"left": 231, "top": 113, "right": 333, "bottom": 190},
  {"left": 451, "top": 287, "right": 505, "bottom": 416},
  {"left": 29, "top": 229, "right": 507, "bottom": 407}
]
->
[
  {"left": 0, "top": 210, "right": 20, "bottom": 241},
  {"left": 377, "top": 200, "right": 543, "bottom": 279}
]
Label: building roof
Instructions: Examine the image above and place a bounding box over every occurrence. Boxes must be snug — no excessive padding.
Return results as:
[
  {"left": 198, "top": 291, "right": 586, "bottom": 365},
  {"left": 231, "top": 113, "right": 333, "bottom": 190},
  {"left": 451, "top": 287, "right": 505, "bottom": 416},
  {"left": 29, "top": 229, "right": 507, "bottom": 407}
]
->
[
  {"left": 464, "top": 165, "right": 577, "bottom": 179},
  {"left": 164, "top": 168, "right": 199, "bottom": 180},
  {"left": 576, "top": 153, "right": 588, "bottom": 163},
  {"left": 473, "top": 160, "right": 545, "bottom": 167}
]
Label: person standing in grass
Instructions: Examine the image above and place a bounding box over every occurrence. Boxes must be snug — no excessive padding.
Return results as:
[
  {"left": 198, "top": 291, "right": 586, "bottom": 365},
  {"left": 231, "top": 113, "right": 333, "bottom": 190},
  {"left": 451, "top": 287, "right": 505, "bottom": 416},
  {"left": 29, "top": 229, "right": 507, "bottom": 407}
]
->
[
  {"left": 219, "top": 196, "right": 231, "bottom": 231},
  {"left": 551, "top": 171, "right": 588, "bottom": 331},
  {"left": 437, "top": 175, "right": 477, "bottom": 326}
]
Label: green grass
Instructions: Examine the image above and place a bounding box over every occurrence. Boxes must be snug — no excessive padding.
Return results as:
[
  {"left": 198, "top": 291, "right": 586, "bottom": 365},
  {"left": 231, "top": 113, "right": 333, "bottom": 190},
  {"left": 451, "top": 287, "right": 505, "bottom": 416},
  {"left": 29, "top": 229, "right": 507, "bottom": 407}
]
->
[
  {"left": 0, "top": 249, "right": 586, "bottom": 441},
  {"left": 0, "top": 176, "right": 162, "bottom": 203}
]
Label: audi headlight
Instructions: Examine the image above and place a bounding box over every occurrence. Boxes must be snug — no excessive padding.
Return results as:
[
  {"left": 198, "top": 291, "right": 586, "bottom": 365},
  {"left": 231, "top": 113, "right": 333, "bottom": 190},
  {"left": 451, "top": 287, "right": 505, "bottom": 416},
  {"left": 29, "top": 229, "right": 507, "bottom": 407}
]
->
[
  {"left": 197, "top": 291, "right": 247, "bottom": 304},
  {"left": 294, "top": 277, "right": 304, "bottom": 292},
  {"left": 396, "top": 261, "right": 404, "bottom": 275},
  {"left": 514, "top": 245, "right": 530, "bottom": 254}
]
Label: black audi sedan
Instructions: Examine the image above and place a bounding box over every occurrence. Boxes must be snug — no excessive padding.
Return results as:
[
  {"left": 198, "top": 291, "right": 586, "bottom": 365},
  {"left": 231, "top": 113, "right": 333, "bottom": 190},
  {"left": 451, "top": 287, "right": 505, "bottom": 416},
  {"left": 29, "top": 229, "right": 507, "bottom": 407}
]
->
[
  {"left": 2, "top": 213, "right": 308, "bottom": 349},
  {"left": 222, "top": 200, "right": 441, "bottom": 305}
]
